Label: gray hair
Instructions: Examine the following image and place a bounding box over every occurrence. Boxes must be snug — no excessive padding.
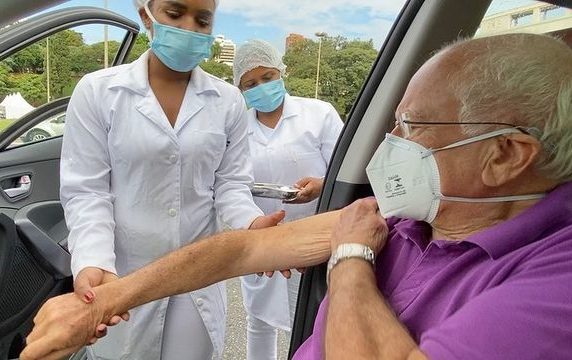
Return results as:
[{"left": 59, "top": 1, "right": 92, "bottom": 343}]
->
[{"left": 442, "top": 34, "right": 572, "bottom": 182}]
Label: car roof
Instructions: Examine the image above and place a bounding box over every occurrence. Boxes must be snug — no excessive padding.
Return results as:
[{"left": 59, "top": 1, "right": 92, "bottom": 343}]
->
[{"left": 0, "top": 0, "right": 67, "bottom": 29}]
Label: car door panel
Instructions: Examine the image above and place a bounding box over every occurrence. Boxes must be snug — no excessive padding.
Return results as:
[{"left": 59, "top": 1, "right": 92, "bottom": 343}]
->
[
  {"left": 0, "top": 136, "right": 62, "bottom": 210},
  {"left": 0, "top": 213, "right": 70, "bottom": 360},
  {"left": 14, "top": 201, "right": 71, "bottom": 278},
  {"left": 0, "top": 4, "right": 139, "bottom": 359}
]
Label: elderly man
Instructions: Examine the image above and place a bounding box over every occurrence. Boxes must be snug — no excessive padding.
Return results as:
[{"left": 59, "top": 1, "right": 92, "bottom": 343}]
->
[{"left": 22, "top": 33, "right": 572, "bottom": 360}]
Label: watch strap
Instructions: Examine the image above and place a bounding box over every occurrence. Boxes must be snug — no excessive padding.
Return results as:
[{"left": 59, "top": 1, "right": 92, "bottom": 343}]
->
[{"left": 326, "top": 243, "right": 375, "bottom": 286}]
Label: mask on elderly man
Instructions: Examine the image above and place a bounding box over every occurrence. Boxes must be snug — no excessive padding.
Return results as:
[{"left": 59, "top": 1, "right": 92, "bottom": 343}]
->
[
  {"left": 242, "top": 79, "right": 287, "bottom": 113},
  {"left": 144, "top": 3, "right": 214, "bottom": 72},
  {"left": 366, "top": 128, "right": 546, "bottom": 223}
]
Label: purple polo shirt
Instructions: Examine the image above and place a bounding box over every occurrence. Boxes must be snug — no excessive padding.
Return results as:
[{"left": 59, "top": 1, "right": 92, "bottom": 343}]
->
[{"left": 293, "top": 182, "right": 572, "bottom": 359}]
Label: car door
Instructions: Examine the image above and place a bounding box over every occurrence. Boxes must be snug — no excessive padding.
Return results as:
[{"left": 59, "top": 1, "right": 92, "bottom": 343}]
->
[
  {"left": 0, "top": 3, "right": 139, "bottom": 359},
  {"left": 289, "top": 0, "right": 572, "bottom": 357}
]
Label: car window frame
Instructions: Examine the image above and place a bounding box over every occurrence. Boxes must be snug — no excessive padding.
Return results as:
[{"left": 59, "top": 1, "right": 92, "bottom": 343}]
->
[{"left": 0, "top": 6, "right": 140, "bottom": 150}]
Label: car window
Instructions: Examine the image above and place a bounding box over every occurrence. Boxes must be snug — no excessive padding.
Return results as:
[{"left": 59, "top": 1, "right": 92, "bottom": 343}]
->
[
  {"left": 199, "top": 2, "right": 408, "bottom": 122},
  {"left": 477, "top": 1, "right": 572, "bottom": 45},
  {"left": 0, "top": 23, "right": 147, "bottom": 147}
]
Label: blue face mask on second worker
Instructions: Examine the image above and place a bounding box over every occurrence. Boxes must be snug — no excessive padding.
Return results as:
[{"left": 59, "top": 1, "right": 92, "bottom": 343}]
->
[
  {"left": 145, "top": 2, "right": 214, "bottom": 73},
  {"left": 243, "top": 79, "right": 287, "bottom": 113}
]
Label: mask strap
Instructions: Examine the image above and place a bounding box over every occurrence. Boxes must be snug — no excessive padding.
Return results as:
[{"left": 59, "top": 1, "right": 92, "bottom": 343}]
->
[
  {"left": 423, "top": 128, "right": 523, "bottom": 157},
  {"left": 144, "top": 1, "right": 158, "bottom": 24},
  {"left": 441, "top": 193, "right": 545, "bottom": 203},
  {"left": 144, "top": 1, "right": 158, "bottom": 41}
]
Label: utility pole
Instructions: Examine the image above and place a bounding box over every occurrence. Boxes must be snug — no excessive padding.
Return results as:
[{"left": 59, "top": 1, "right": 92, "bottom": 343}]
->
[
  {"left": 104, "top": 0, "right": 109, "bottom": 68},
  {"left": 46, "top": 36, "right": 50, "bottom": 102},
  {"left": 314, "top": 32, "right": 327, "bottom": 99}
]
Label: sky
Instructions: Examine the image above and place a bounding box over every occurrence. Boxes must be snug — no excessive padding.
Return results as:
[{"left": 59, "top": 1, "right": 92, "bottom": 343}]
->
[
  {"left": 46, "top": 0, "right": 541, "bottom": 53},
  {"left": 47, "top": 0, "right": 407, "bottom": 52}
]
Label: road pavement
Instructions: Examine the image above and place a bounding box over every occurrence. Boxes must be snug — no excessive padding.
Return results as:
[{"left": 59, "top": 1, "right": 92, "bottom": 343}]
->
[{"left": 222, "top": 277, "right": 290, "bottom": 360}]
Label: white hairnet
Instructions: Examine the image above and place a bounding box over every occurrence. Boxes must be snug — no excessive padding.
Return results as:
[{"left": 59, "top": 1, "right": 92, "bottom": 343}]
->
[
  {"left": 233, "top": 39, "right": 287, "bottom": 86},
  {"left": 133, "top": 0, "right": 219, "bottom": 9}
]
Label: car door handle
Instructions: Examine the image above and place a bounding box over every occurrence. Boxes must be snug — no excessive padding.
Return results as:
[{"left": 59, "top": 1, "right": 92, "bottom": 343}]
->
[{"left": 2, "top": 175, "right": 32, "bottom": 198}]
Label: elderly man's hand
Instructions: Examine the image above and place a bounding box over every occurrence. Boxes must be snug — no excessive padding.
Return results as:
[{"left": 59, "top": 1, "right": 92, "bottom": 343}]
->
[
  {"left": 331, "top": 197, "right": 388, "bottom": 255},
  {"left": 21, "top": 293, "right": 106, "bottom": 360}
]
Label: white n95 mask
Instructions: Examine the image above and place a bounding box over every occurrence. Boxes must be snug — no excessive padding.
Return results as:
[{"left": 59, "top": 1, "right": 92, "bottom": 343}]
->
[{"left": 366, "top": 129, "right": 546, "bottom": 223}]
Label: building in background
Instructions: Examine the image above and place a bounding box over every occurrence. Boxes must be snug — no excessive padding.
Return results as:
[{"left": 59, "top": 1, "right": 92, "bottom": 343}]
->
[
  {"left": 285, "top": 33, "right": 305, "bottom": 51},
  {"left": 477, "top": 3, "right": 572, "bottom": 46},
  {"left": 214, "top": 35, "right": 236, "bottom": 66}
]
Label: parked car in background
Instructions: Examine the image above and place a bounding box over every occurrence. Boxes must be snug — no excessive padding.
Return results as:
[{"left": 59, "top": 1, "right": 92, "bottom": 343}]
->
[{"left": 21, "top": 113, "right": 65, "bottom": 143}]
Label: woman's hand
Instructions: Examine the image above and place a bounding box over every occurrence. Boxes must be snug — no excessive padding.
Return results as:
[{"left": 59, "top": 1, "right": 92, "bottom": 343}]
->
[
  {"left": 248, "top": 210, "right": 286, "bottom": 230},
  {"left": 287, "top": 177, "right": 324, "bottom": 204},
  {"left": 74, "top": 267, "right": 130, "bottom": 343}
]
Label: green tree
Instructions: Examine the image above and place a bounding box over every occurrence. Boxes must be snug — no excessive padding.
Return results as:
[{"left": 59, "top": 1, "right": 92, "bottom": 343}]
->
[
  {"left": 283, "top": 36, "right": 377, "bottom": 119},
  {"left": 0, "top": 63, "right": 15, "bottom": 97},
  {"left": 200, "top": 60, "right": 233, "bottom": 83},
  {"left": 4, "top": 43, "right": 44, "bottom": 73},
  {"left": 210, "top": 42, "right": 221, "bottom": 60},
  {"left": 127, "top": 33, "right": 150, "bottom": 63},
  {"left": 285, "top": 77, "right": 315, "bottom": 98},
  {"left": 72, "top": 40, "right": 121, "bottom": 75},
  {"left": 9, "top": 73, "right": 46, "bottom": 106},
  {"left": 45, "top": 30, "right": 85, "bottom": 99}
]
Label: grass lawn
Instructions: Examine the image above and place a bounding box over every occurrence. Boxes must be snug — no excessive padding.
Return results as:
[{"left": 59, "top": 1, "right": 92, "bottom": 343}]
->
[{"left": 0, "top": 119, "right": 14, "bottom": 132}]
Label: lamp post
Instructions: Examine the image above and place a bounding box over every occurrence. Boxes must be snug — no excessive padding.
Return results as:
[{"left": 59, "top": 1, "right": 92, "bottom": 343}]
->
[
  {"left": 314, "top": 32, "right": 327, "bottom": 99},
  {"left": 104, "top": 0, "right": 109, "bottom": 68}
]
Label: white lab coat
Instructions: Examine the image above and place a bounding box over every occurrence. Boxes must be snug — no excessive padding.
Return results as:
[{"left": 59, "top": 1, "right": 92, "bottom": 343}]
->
[
  {"left": 241, "top": 94, "right": 343, "bottom": 330},
  {"left": 60, "top": 51, "right": 263, "bottom": 359}
]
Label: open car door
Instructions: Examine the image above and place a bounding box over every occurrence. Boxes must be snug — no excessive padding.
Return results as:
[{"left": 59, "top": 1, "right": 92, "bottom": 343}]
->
[{"left": 0, "top": 4, "right": 139, "bottom": 359}]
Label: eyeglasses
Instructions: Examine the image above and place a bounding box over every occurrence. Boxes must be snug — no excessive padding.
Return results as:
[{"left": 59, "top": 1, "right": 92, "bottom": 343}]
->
[{"left": 396, "top": 114, "right": 541, "bottom": 139}]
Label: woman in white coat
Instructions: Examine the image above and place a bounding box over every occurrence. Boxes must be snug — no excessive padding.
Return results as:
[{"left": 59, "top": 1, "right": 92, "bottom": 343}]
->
[
  {"left": 234, "top": 40, "right": 344, "bottom": 360},
  {"left": 60, "top": 1, "right": 279, "bottom": 359}
]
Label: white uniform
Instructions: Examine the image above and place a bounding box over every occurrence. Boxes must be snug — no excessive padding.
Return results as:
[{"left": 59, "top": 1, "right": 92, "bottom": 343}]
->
[
  {"left": 241, "top": 94, "right": 343, "bottom": 343},
  {"left": 60, "top": 51, "right": 263, "bottom": 360}
]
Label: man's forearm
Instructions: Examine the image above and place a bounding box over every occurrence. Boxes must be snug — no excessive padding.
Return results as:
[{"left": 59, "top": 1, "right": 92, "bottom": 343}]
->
[
  {"left": 325, "top": 260, "right": 426, "bottom": 360},
  {"left": 99, "top": 210, "right": 340, "bottom": 318}
]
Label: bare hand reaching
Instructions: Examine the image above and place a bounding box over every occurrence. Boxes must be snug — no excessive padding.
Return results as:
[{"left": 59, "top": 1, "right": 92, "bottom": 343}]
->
[
  {"left": 74, "top": 267, "right": 129, "bottom": 342},
  {"left": 21, "top": 293, "right": 107, "bottom": 360},
  {"left": 287, "top": 177, "right": 324, "bottom": 204},
  {"left": 330, "top": 197, "right": 388, "bottom": 255}
]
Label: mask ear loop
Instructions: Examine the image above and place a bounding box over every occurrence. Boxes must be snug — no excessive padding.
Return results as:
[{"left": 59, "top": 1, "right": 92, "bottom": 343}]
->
[
  {"left": 144, "top": 1, "right": 158, "bottom": 41},
  {"left": 421, "top": 128, "right": 523, "bottom": 158}
]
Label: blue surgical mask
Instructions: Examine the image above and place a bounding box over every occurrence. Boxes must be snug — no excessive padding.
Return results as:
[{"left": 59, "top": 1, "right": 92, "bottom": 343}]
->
[
  {"left": 145, "top": 3, "right": 214, "bottom": 72},
  {"left": 242, "top": 79, "right": 287, "bottom": 113}
]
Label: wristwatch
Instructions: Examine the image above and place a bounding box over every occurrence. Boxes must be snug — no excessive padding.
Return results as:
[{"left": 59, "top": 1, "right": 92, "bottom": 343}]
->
[{"left": 326, "top": 243, "right": 375, "bottom": 285}]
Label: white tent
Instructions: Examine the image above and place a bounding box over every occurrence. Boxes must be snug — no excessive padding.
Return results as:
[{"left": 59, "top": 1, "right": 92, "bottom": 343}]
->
[{"left": 0, "top": 92, "right": 35, "bottom": 119}]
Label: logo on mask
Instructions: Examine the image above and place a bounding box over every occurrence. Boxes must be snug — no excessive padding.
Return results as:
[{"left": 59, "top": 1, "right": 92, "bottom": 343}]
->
[{"left": 384, "top": 174, "right": 406, "bottom": 198}]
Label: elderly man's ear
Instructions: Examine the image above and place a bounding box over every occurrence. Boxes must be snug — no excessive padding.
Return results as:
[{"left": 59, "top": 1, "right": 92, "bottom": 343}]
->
[{"left": 481, "top": 134, "right": 543, "bottom": 187}]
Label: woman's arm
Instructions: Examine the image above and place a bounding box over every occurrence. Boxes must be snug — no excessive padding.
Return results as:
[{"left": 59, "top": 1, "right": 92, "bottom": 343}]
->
[
  {"left": 60, "top": 76, "right": 118, "bottom": 289},
  {"left": 213, "top": 90, "right": 263, "bottom": 229}
]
